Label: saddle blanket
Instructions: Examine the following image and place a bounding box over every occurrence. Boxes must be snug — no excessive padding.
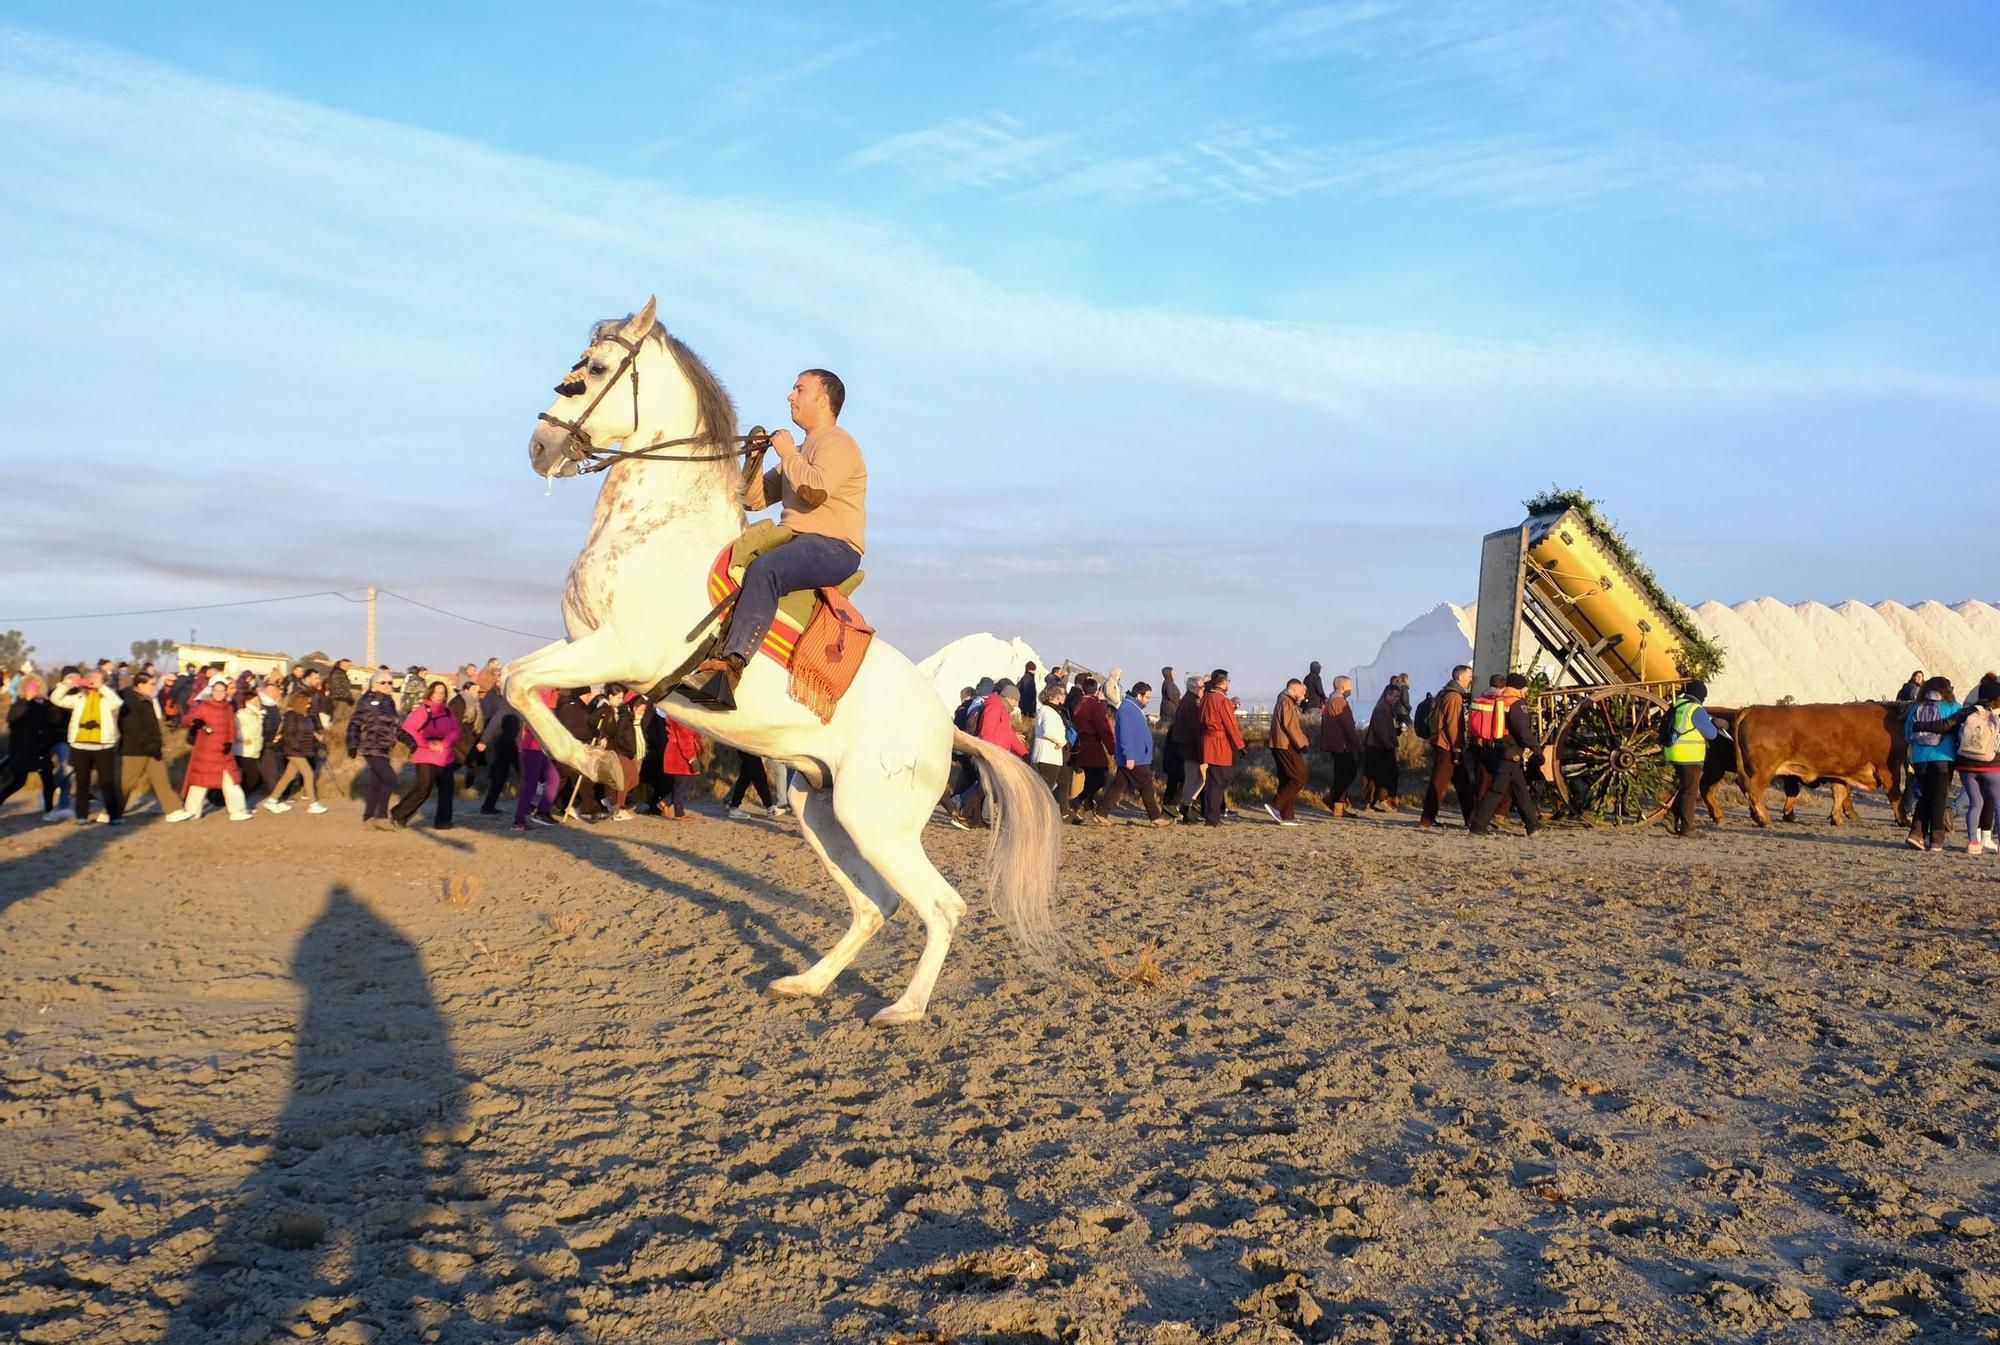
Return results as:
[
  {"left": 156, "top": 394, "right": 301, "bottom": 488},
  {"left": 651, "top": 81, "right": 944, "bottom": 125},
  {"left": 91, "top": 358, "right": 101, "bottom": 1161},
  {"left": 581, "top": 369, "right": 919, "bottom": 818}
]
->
[{"left": 708, "top": 539, "right": 874, "bottom": 723}]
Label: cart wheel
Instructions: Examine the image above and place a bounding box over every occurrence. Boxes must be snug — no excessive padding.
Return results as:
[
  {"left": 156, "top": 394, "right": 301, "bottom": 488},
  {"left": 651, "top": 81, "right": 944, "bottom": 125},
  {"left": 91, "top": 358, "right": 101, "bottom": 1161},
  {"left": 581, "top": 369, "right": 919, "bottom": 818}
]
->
[{"left": 1551, "top": 687, "right": 1674, "bottom": 825}]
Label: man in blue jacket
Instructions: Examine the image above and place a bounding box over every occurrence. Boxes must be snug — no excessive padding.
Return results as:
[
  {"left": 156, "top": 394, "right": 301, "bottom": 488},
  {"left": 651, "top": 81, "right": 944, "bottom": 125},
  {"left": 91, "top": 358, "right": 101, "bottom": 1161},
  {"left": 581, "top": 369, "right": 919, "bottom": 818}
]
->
[{"left": 1097, "top": 681, "right": 1172, "bottom": 826}]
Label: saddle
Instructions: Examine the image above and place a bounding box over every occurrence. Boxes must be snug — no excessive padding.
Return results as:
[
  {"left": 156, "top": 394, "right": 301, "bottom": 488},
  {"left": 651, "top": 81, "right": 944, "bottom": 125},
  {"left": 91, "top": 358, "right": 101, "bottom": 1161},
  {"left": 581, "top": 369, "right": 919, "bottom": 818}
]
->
[{"left": 666, "top": 520, "right": 873, "bottom": 721}]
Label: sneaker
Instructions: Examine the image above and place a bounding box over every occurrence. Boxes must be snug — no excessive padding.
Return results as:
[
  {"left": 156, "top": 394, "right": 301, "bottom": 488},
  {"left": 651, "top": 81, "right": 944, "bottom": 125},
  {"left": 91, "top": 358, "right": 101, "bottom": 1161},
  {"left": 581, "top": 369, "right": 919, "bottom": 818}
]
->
[
  {"left": 478, "top": 805, "right": 500, "bottom": 815},
  {"left": 510, "top": 820, "right": 530, "bottom": 832},
  {"left": 165, "top": 809, "right": 193, "bottom": 823},
  {"left": 1263, "top": 804, "right": 1283, "bottom": 824},
  {"left": 1281, "top": 819, "right": 1301, "bottom": 827},
  {"left": 1905, "top": 834, "right": 1926, "bottom": 850},
  {"left": 1147, "top": 816, "right": 1175, "bottom": 828},
  {"left": 367, "top": 817, "right": 392, "bottom": 831},
  {"left": 767, "top": 803, "right": 789, "bottom": 817},
  {"left": 307, "top": 802, "right": 328, "bottom": 815},
  {"left": 726, "top": 807, "right": 750, "bottom": 820},
  {"left": 946, "top": 813, "right": 969, "bottom": 831},
  {"left": 529, "top": 814, "right": 557, "bottom": 828},
  {"left": 612, "top": 808, "right": 635, "bottom": 822},
  {"left": 75, "top": 816, "right": 96, "bottom": 825},
  {"left": 263, "top": 799, "right": 291, "bottom": 813},
  {"left": 227, "top": 811, "right": 254, "bottom": 822},
  {"left": 42, "top": 810, "right": 63, "bottom": 823},
  {"left": 1970, "top": 842, "right": 1984, "bottom": 855},
  {"left": 106, "top": 817, "right": 124, "bottom": 826},
  {"left": 94, "top": 810, "right": 110, "bottom": 823}
]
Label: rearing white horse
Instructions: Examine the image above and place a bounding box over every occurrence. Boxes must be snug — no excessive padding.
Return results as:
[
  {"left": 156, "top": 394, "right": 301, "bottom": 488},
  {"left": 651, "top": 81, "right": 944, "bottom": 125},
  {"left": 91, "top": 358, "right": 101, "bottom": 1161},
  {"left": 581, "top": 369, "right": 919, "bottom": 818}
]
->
[{"left": 503, "top": 297, "right": 1061, "bottom": 1024}]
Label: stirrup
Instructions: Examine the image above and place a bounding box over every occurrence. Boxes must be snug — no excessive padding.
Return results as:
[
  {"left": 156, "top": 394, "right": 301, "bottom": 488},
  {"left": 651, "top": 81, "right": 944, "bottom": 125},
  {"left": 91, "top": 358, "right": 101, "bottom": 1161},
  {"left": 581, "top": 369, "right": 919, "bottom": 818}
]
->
[{"left": 679, "top": 667, "right": 738, "bottom": 711}]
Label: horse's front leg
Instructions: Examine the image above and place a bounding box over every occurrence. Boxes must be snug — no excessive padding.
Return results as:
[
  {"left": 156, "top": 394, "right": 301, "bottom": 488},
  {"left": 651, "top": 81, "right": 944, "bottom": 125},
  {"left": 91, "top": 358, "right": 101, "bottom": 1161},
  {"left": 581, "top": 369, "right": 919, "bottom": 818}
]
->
[{"left": 501, "top": 629, "right": 641, "bottom": 788}]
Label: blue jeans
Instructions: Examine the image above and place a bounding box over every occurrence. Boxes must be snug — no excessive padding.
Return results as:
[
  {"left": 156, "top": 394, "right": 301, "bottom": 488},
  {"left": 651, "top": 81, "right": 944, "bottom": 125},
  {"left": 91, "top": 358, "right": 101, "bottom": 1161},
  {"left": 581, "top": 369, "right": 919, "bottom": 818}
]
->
[{"left": 720, "top": 533, "right": 860, "bottom": 662}]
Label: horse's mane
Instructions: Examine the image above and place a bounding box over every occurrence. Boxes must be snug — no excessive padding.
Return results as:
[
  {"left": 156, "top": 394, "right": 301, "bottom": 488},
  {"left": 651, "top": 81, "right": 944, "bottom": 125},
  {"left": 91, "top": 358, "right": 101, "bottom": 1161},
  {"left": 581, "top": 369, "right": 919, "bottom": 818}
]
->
[{"left": 589, "top": 317, "right": 742, "bottom": 497}]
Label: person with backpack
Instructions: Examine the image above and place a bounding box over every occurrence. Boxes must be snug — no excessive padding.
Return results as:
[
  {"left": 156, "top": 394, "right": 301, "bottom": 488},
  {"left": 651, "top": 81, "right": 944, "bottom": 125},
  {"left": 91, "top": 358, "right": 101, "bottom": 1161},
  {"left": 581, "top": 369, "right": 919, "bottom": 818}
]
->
[
  {"left": 1469, "top": 673, "right": 1543, "bottom": 836},
  {"left": 390, "top": 681, "right": 461, "bottom": 830},
  {"left": 1662, "top": 680, "right": 1721, "bottom": 837},
  {"left": 1465, "top": 674, "right": 1512, "bottom": 824},
  {"left": 1903, "top": 676, "right": 1961, "bottom": 851},
  {"left": 1418, "top": 665, "right": 1475, "bottom": 829},
  {"left": 1911, "top": 675, "right": 1999, "bottom": 854}
]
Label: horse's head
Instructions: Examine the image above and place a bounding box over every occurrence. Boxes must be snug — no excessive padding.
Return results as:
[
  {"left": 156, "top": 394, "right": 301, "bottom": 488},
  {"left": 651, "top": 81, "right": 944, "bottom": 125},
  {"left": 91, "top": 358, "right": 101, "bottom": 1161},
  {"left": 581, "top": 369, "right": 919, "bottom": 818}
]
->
[{"left": 529, "top": 295, "right": 658, "bottom": 478}]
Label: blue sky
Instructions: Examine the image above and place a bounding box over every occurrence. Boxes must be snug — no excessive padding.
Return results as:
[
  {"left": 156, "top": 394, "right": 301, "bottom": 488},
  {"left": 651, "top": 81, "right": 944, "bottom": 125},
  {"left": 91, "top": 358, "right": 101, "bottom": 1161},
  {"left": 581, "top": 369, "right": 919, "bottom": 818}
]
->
[{"left": 3, "top": 2, "right": 1996, "bottom": 696}]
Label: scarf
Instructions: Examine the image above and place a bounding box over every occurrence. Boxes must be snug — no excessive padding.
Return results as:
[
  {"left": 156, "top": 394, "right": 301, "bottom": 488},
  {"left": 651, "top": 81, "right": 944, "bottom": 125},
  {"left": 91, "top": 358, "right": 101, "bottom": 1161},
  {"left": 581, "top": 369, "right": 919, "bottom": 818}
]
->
[{"left": 78, "top": 689, "right": 104, "bottom": 744}]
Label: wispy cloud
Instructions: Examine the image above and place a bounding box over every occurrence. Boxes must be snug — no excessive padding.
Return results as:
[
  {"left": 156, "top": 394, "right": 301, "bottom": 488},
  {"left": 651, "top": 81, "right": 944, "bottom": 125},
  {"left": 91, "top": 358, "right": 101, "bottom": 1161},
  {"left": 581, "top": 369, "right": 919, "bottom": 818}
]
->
[{"left": 1, "top": 27, "right": 1995, "bottom": 689}]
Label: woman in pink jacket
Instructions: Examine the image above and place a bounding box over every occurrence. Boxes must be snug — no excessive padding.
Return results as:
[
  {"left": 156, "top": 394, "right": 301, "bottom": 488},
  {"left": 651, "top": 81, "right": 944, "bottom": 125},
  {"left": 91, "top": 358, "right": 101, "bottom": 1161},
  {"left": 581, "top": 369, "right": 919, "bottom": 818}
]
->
[{"left": 391, "top": 682, "right": 460, "bottom": 830}]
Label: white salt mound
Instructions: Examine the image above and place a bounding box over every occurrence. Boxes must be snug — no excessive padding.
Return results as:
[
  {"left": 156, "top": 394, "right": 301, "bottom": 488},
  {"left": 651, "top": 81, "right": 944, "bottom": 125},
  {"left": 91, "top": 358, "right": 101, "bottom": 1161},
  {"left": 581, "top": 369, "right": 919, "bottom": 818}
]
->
[
  {"left": 1351, "top": 599, "right": 2000, "bottom": 711},
  {"left": 918, "top": 633, "right": 1041, "bottom": 708}
]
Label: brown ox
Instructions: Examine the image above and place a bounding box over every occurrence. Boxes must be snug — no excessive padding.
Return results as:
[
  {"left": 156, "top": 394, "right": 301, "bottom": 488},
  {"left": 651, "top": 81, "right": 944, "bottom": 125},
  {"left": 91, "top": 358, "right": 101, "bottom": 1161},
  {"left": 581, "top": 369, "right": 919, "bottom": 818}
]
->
[
  {"left": 1728, "top": 702, "right": 1906, "bottom": 828},
  {"left": 1695, "top": 710, "right": 1859, "bottom": 824}
]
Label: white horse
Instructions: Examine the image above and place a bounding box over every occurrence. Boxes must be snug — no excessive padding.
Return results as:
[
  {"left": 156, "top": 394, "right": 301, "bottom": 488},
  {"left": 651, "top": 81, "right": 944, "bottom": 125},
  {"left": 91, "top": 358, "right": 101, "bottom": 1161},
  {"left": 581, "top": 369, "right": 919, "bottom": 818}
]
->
[
  {"left": 503, "top": 298, "right": 1061, "bottom": 1024},
  {"left": 917, "top": 634, "right": 1042, "bottom": 705}
]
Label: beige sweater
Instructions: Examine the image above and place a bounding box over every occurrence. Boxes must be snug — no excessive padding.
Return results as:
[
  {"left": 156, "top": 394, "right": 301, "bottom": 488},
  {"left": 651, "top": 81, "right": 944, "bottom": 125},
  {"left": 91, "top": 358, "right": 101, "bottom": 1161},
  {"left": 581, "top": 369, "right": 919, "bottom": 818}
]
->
[{"left": 745, "top": 424, "right": 867, "bottom": 554}]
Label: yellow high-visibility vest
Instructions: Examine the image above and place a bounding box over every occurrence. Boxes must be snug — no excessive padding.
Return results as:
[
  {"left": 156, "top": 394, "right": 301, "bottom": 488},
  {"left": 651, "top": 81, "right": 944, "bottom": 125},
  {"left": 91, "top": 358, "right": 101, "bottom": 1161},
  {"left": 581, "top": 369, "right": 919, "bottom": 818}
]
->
[{"left": 1664, "top": 698, "right": 1706, "bottom": 765}]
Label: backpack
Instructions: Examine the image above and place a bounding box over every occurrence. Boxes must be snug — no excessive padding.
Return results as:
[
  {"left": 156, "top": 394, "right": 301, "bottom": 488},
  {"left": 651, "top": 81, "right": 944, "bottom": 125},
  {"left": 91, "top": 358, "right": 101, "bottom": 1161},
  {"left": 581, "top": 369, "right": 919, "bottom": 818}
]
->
[
  {"left": 1468, "top": 692, "right": 1503, "bottom": 743},
  {"left": 1961, "top": 708, "right": 1998, "bottom": 763},
  {"left": 1412, "top": 693, "right": 1437, "bottom": 741},
  {"left": 1907, "top": 701, "right": 1944, "bottom": 749}
]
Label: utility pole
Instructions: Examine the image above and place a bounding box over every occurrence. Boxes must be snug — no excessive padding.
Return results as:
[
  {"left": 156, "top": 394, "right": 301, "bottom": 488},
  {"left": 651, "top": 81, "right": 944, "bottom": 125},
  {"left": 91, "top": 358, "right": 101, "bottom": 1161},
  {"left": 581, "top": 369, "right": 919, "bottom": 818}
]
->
[{"left": 365, "top": 586, "right": 377, "bottom": 668}]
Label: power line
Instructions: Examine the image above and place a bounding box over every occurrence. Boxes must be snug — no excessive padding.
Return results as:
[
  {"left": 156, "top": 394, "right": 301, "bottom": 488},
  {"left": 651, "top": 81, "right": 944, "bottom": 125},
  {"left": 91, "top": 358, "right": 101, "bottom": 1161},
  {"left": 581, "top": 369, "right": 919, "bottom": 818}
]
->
[
  {"left": 0, "top": 586, "right": 559, "bottom": 642},
  {"left": 0, "top": 589, "right": 361, "bottom": 622},
  {"left": 372, "top": 589, "right": 559, "bottom": 642}
]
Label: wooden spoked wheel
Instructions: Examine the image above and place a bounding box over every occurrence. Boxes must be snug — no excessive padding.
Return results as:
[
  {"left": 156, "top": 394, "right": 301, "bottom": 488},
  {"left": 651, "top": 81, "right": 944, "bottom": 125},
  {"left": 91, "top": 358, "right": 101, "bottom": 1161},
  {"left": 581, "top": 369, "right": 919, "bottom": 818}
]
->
[{"left": 1551, "top": 687, "right": 1674, "bottom": 825}]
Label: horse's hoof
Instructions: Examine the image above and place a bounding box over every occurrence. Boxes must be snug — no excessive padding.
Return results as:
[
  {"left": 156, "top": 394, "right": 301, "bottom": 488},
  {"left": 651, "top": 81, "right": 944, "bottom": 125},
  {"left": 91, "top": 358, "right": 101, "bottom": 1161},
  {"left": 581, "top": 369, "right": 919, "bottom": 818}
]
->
[
  {"left": 768, "top": 974, "right": 818, "bottom": 999},
  {"left": 869, "top": 1001, "right": 926, "bottom": 1027}
]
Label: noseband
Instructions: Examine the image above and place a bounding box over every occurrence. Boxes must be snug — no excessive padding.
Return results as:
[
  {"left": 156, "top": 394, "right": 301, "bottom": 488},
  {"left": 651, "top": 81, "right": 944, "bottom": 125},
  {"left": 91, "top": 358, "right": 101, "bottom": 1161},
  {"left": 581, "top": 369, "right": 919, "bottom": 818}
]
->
[{"left": 537, "top": 330, "right": 763, "bottom": 475}]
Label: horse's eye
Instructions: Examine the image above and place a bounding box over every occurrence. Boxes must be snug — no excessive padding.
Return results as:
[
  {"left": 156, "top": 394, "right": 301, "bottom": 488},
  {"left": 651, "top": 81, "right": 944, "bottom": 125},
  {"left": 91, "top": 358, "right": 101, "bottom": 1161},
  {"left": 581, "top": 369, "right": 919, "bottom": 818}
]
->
[{"left": 589, "top": 363, "right": 607, "bottom": 376}]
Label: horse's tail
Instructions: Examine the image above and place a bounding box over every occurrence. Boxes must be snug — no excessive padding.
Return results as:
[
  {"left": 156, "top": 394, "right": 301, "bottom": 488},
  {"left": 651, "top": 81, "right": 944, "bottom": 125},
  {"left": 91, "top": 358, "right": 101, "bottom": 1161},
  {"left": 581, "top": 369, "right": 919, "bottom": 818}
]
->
[{"left": 953, "top": 729, "right": 1064, "bottom": 973}]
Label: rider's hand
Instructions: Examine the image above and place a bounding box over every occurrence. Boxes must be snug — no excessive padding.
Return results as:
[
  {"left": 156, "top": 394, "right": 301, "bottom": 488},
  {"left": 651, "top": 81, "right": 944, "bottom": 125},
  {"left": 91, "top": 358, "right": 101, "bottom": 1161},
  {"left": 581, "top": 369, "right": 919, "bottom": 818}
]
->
[{"left": 768, "top": 429, "right": 797, "bottom": 455}]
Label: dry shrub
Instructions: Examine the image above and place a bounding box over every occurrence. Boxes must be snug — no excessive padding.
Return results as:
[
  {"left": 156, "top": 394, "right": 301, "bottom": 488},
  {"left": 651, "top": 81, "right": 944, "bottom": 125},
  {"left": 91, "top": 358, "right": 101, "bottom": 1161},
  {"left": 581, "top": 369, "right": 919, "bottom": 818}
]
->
[
  {"left": 1228, "top": 763, "right": 1277, "bottom": 804},
  {"left": 442, "top": 873, "right": 483, "bottom": 908},
  {"left": 1098, "top": 939, "right": 1169, "bottom": 991}
]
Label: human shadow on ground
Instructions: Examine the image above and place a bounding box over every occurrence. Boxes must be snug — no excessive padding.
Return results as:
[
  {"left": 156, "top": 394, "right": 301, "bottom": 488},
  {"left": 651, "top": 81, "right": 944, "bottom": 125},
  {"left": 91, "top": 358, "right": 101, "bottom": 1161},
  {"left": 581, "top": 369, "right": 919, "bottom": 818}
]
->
[{"left": 161, "top": 884, "right": 578, "bottom": 1342}]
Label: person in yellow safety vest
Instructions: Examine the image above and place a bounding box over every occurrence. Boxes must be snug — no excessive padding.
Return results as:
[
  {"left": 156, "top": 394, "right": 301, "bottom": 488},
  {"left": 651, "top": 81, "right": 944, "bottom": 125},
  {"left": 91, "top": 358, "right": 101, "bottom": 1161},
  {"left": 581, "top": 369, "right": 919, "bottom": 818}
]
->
[{"left": 1664, "top": 679, "right": 1720, "bottom": 837}]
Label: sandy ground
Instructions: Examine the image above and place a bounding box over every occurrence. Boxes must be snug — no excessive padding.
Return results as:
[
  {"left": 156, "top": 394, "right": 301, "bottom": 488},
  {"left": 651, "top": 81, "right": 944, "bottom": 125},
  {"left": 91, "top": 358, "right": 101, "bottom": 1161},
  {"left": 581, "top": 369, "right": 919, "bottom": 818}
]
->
[{"left": 2, "top": 786, "right": 1998, "bottom": 1344}]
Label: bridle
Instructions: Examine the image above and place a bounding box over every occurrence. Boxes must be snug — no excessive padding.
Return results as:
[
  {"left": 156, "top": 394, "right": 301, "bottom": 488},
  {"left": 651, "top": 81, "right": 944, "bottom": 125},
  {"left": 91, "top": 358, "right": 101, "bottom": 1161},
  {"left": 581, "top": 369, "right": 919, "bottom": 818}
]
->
[{"left": 536, "top": 329, "right": 766, "bottom": 475}]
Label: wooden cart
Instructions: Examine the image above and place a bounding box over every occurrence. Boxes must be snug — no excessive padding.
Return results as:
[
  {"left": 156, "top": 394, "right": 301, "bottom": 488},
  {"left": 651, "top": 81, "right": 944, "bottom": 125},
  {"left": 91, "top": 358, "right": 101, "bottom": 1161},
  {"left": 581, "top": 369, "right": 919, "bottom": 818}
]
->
[{"left": 1474, "top": 505, "right": 1702, "bottom": 824}]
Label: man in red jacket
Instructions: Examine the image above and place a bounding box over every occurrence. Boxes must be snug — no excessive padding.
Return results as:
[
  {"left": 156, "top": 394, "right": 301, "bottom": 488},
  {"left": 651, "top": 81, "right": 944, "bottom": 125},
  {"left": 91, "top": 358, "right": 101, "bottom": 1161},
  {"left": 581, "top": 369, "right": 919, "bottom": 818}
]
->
[{"left": 1198, "top": 670, "right": 1245, "bottom": 828}]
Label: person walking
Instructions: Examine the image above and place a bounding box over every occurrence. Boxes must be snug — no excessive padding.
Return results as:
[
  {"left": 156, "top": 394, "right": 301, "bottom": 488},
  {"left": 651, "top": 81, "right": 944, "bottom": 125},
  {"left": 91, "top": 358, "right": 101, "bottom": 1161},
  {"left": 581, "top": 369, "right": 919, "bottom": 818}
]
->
[
  {"left": 1197, "top": 670, "right": 1245, "bottom": 828},
  {"left": 1419, "top": 665, "right": 1475, "bottom": 829},
  {"left": 726, "top": 751, "right": 786, "bottom": 820},
  {"left": 956, "top": 680, "right": 1029, "bottom": 827},
  {"left": 478, "top": 686, "right": 520, "bottom": 815},
  {"left": 1018, "top": 661, "right": 1040, "bottom": 715},
  {"left": 589, "top": 684, "right": 644, "bottom": 820},
  {"left": 1904, "top": 676, "right": 1961, "bottom": 851},
  {"left": 172, "top": 679, "right": 252, "bottom": 822},
  {"left": 657, "top": 714, "right": 703, "bottom": 820},
  {"left": 449, "top": 676, "right": 485, "bottom": 798},
  {"left": 1264, "top": 678, "right": 1309, "bottom": 826},
  {"left": 233, "top": 684, "right": 267, "bottom": 804},
  {"left": 1895, "top": 670, "right": 1924, "bottom": 703},
  {"left": 1316, "top": 674, "right": 1362, "bottom": 816},
  {"left": 391, "top": 682, "right": 461, "bottom": 830},
  {"left": 0, "top": 676, "right": 62, "bottom": 820},
  {"left": 343, "top": 672, "right": 402, "bottom": 826},
  {"left": 1361, "top": 680, "right": 1409, "bottom": 812},
  {"left": 1158, "top": 666, "right": 1181, "bottom": 723},
  {"left": 261, "top": 691, "right": 328, "bottom": 815},
  {"left": 1100, "top": 680, "right": 1171, "bottom": 826},
  {"left": 1924, "top": 675, "right": 2000, "bottom": 854},
  {"left": 511, "top": 689, "right": 563, "bottom": 831},
  {"left": 1031, "top": 683, "right": 1068, "bottom": 794},
  {"left": 1068, "top": 676, "right": 1116, "bottom": 824},
  {"left": 553, "top": 687, "right": 604, "bottom": 821},
  {"left": 1169, "top": 671, "right": 1207, "bottom": 822},
  {"left": 51, "top": 667, "right": 123, "bottom": 825},
  {"left": 1662, "top": 680, "right": 1721, "bottom": 837},
  {"left": 117, "top": 671, "right": 180, "bottom": 818},
  {"left": 326, "top": 657, "right": 358, "bottom": 707},
  {"left": 1469, "top": 674, "right": 1543, "bottom": 836}
]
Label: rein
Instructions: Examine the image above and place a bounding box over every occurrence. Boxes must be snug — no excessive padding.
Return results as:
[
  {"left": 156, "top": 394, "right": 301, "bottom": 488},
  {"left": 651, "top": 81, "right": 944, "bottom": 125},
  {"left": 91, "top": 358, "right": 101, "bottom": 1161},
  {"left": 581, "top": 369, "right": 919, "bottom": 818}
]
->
[{"left": 537, "top": 328, "right": 769, "bottom": 476}]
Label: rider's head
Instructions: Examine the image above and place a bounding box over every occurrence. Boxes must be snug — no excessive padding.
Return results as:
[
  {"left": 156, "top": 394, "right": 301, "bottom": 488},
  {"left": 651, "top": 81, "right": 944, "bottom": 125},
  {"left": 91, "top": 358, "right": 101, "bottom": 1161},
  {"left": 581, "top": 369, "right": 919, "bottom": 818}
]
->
[{"left": 789, "top": 369, "right": 844, "bottom": 432}]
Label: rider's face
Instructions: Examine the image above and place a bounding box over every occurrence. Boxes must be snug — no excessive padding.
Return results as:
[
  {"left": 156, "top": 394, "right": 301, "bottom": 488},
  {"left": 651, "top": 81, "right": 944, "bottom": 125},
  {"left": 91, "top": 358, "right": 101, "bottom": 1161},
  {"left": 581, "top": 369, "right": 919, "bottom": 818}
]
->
[{"left": 788, "top": 374, "right": 825, "bottom": 429}]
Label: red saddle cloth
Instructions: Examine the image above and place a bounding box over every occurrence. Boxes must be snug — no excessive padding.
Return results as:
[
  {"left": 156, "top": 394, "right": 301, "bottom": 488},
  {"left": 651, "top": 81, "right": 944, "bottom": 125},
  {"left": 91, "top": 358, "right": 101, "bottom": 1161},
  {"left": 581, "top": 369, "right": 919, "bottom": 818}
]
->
[{"left": 707, "top": 541, "right": 874, "bottom": 723}]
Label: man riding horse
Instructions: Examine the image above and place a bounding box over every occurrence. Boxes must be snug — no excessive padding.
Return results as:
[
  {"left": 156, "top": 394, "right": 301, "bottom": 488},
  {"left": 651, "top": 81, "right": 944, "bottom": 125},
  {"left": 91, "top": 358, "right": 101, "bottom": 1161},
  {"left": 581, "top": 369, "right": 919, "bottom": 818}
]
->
[{"left": 689, "top": 368, "right": 867, "bottom": 709}]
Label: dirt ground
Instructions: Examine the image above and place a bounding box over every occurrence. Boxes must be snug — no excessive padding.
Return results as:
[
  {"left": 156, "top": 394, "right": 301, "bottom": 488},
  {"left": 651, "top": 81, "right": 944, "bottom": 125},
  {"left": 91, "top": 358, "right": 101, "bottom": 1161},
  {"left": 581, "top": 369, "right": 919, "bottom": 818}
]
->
[{"left": 2, "top": 784, "right": 1997, "bottom": 1344}]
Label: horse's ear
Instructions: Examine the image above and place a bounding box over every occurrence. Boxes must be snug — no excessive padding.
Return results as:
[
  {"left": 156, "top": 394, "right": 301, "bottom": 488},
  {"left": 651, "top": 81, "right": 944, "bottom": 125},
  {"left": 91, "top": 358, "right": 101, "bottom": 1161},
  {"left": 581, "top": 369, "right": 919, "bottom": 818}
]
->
[{"left": 621, "top": 296, "right": 658, "bottom": 341}]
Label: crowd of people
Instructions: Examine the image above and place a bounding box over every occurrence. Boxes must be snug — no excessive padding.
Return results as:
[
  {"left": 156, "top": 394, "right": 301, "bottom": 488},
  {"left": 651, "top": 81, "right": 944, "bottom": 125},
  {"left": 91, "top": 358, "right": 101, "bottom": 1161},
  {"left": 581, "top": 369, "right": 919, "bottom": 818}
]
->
[
  {"left": 4, "top": 652, "right": 1996, "bottom": 852},
  {"left": 0, "top": 655, "right": 788, "bottom": 833}
]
